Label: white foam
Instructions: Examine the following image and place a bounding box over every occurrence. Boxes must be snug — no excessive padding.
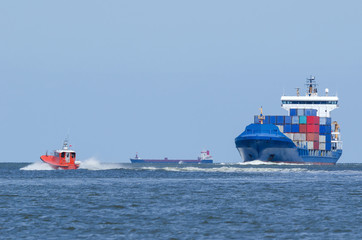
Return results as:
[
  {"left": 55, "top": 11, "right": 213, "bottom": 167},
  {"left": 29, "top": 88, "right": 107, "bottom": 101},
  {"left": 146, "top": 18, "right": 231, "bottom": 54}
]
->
[
  {"left": 78, "top": 158, "right": 125, "bottom": 170},
  {"left": 20, "top": 162, "right": 54, "bottom": 171},
  {"left": 136, "top": 166, "right": 307, "bottom": 173},
  {"left": 235, "top": 160, "right": 307, "bottom": 166}
]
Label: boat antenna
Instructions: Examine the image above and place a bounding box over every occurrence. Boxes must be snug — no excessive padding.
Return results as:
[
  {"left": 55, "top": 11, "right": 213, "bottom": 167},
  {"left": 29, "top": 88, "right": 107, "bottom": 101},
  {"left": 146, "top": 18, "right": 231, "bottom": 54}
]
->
[{"left": 63, "top": 135, "right": 69, "bottom": 150}]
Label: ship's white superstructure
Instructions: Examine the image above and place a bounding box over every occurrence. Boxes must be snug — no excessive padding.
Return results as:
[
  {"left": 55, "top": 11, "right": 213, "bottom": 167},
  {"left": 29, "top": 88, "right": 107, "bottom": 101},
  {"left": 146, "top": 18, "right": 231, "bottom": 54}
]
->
[
  {"left": 199, "top": 150, "right": 212, "bottom": 160},
  {"left": 281, "top": 77, "right": 338, "bottom": 118},
  {"left": 281, "top": 76, "right": 342, "bottom": 150}
]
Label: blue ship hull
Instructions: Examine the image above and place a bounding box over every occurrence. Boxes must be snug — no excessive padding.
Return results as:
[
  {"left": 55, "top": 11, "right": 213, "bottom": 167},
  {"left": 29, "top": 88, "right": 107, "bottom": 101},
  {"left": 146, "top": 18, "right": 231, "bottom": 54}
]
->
[{"left": 235, "top": 124, "right": 342, "bottom": 165}]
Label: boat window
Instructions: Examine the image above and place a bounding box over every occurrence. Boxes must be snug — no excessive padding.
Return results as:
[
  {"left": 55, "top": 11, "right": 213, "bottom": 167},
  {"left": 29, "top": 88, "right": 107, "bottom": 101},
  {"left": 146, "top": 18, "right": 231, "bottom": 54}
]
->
[
  {"left": 61, "top": 152, "right": 65, "bottom": 158},
  {"left": 71, "top": 153, "right": 76, "bottom": 158}
]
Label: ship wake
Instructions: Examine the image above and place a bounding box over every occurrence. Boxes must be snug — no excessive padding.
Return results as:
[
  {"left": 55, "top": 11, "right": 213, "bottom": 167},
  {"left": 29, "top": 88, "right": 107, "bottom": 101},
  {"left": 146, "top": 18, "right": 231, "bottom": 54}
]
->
[
  {"left": 78, "top": 158, "right": 125, "bottom": 170},
  {"left": 20, "top": 158, "right": 126, "bottom": 171},
  {"left": 20, "top": 162, "right": 55, "bottom": 171},
  {"left": 138, "top": 166, "right": 307, "bottom": 173}
]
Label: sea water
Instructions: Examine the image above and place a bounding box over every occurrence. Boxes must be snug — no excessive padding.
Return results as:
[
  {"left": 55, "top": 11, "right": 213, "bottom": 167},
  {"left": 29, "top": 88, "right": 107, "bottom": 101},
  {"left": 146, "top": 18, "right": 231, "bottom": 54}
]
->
[{"left": 0, "top": 160, "right": 361, "bottom": 239}]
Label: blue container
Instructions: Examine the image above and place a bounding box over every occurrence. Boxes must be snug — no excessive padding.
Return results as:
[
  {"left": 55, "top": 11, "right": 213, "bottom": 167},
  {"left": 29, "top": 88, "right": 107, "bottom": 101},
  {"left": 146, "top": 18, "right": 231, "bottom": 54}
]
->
[
  {"left": 320, "top": 125, "right": 326, "bottom": 134},
  {"left": 320, "top": 125, "right": 332, "bottom": 134},
  {"left": 326, "top": 142, "right": 332, "bottom": 151},
  {"left": 291, "top": 124, "right": 300, "bottom": 133},
  {"left": 320, "top": 117, "right": 331, "bottom": 125},
  {"left": 299, "top": 116, "right": 307, "bottom": 124},
  {"left": 270, "top": 116, "right": 276, "bottom": 124},
  {"left": 305, "top": 109, "right": 317, "bottom": 116},
  {"left": 325, "top": 134, "right": 332, "bottom": 142},
  {"left": 297, "top": 109, "right": 305, "bottom": 116},
  {"left": 292, "top": 116, "right": 299, "bottom": 124},
  {"left": 290, "top": 109, "right": 297, "bottom": 116},
  {"left": 284, "top": 124, "right": 292, "bottom": 132},
  {"left": 327, "top": 125, "right": 332, "bottom": 133},
  {"left": 264, "top": 116, "right": 270, "bottom": 124},
  {"left": 285, "top": 116, "right": 292, "bottom": 124},
  {"left": 277, "top": 116, "right": 284, "bottom": 125}
]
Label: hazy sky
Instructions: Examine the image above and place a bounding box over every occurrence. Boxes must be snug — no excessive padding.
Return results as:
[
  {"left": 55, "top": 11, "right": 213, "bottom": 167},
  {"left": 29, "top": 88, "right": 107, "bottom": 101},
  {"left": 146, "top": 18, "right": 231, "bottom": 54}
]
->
[{"left": 1, "top": 1, "right": 361, "bottom": 163}]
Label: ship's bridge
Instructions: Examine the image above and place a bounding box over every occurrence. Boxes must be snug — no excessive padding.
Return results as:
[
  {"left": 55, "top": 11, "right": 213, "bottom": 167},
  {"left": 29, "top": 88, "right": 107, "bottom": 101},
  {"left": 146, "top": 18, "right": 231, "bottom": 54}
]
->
[
  {"left": 281, "top": 77, "right": 339, "bottom": 117},
  {"left": 281, "top": 95, "right": 339, "bottom": 117}
]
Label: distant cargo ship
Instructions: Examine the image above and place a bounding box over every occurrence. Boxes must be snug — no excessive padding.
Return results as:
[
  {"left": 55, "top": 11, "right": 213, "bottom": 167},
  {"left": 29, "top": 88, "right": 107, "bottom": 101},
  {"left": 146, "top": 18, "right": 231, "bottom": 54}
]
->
[
  {"left": 130, "top": 151, "right": 213, "bottom": 163},
  {"left": 235, "top": 77, "right": 342, "bottom": 165}
]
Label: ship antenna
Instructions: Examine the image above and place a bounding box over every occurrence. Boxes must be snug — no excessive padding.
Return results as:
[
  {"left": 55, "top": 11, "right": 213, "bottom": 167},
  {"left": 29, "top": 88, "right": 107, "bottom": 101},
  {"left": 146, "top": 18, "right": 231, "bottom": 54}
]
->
[
  {"left": 306, "top": 75, "right": 318, "bottom": 96},
  {"left": 295, "top": 88, "right": 300, "bottom": 96},
  {"left": 258, "top": 106, "right": 265, "bottom": 124}
]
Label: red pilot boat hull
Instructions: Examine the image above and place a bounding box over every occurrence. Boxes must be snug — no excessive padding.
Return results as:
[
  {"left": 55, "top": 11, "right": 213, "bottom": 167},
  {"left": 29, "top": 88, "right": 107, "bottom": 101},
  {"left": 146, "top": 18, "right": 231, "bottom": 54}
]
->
[
  {"left": 40, "top": 155, "right": 79, "bottom": 170},
  {"left": 40, "top": 138, "right": 79, "bottom": 170}
]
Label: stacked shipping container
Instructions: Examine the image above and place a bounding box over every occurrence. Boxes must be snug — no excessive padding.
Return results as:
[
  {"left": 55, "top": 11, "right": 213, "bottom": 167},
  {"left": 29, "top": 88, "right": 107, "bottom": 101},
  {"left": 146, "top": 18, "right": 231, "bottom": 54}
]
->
[
  {"left": 319, "top": 116, "right": 332, "bottom": 151},
  {"left": 254, "top": 108, "right": 332, "bottom": 151}
]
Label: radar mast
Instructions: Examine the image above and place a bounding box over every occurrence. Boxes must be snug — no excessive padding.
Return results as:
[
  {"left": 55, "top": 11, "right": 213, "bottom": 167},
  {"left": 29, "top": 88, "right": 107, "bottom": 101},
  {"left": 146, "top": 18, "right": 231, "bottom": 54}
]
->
[{"left": 306, "top": 76, "right": 318, "bottom": 96}]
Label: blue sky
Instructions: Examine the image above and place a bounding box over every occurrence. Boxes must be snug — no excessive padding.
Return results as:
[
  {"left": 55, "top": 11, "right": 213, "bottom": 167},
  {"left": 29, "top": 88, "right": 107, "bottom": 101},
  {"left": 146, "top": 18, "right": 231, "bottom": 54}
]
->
[{"left": 1, "top": 1, "right": 361, "bottom": 163}]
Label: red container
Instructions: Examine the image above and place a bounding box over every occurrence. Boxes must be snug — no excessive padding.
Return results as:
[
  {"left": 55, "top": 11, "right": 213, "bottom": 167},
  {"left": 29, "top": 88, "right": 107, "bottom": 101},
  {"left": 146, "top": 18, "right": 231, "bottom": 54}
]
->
[
  {"left": 313, "top": 141, "right": 319, "bottom": 150},
  {"left": 299, "top": 124, "right": 307, "bottom": 133},
  {"left": 307, "top": 124, "right": 319, "bottom": 133},
  {"left": 307, "top": 133, "right": 319, "bottom": 141},
  {"left": 307, "top": 116, "right": 320, "bottom": 125},
  {"left": 315, "top": 125, "right": 320, "bottom": 132}
]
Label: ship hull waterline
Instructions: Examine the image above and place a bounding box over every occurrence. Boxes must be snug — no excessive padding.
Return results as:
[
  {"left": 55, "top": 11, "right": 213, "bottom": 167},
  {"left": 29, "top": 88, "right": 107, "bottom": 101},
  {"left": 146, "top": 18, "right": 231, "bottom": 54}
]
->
[
  {"left": 40, "top": 156, "right": 80, "bottom": 170},
  {"left": 235, "top": 124, "right": 342, "bottom": 165}
]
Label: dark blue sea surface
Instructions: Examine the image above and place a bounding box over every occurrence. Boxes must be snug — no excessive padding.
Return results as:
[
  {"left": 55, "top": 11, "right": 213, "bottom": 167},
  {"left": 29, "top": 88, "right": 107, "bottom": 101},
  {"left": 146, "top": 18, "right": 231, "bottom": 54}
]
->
[{"left": 0, "top": 161, "right": 361, "bottom": 239}]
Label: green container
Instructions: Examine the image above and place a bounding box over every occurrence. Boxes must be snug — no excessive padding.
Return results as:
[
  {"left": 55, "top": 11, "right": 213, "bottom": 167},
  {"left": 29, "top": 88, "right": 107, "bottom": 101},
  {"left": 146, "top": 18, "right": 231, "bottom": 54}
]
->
[{"left": 299, "top": 116, "right": 307, "bottom": 124}]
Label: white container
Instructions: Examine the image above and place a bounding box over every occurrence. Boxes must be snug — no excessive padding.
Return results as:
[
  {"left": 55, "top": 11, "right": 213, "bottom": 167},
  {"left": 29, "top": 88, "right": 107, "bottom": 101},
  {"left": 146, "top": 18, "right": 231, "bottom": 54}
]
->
[
  {"left": 320, "top": 117, "right": 327, "bottom": 125},
  {"left": 307, "top": 141, "right": 314, "bottom": 150},
  {"left": 293, "top": 133, "right": 306, "bottom": 141},
  {"left": 319, "top": 143, "right": 326, "bottom": 150},
  {"left": 284, "top": 133, "right": 293, "bottom": 140},
  {"left": 319, "top": 135, "right": 326, "bottom": 143},
  {"left": 293, "top": 133, "right": 299, "bottom": 141}
]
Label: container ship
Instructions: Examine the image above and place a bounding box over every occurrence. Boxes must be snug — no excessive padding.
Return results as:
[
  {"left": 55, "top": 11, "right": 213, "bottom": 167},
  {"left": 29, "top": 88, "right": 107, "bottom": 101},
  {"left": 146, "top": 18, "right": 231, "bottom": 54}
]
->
[
  {"left": 130, "top": 150, "right": 213, "bottom": 163},
  {"left": 235, "top": 77, "right": 342, "bottom": 165}
]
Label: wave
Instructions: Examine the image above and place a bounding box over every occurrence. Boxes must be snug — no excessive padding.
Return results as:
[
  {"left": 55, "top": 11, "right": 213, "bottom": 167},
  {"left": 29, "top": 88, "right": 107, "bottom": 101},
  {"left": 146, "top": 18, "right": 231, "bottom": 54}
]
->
[
  {"left": 20, "top": 162, "right": 55, "bottom": 171},
  {"left": 136, "top": 166, "right": 307, "bottom": 173}
]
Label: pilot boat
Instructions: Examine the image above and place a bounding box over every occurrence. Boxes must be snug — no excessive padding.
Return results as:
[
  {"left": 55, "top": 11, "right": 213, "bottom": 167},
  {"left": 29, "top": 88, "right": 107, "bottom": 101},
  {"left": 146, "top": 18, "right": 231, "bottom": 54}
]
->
[{"left": 40, "top": 138, "right": 80, "bottom": 169}]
